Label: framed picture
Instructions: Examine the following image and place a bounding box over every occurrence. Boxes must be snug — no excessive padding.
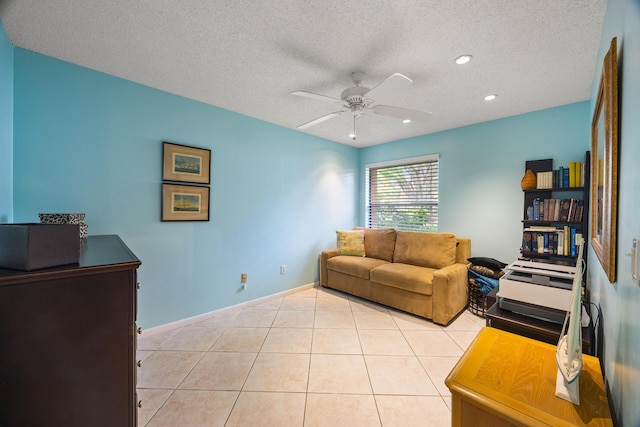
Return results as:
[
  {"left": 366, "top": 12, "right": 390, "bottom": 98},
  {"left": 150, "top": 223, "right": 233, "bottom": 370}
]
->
[
  {"left": 163, "top": 141, "right": 211, "bottom": 184},
  {"left": 162, "top": 183, "right": 210, "bottom": 221},
  {"left": 591, "top": 37, "right": 618, "bottom": 283}
]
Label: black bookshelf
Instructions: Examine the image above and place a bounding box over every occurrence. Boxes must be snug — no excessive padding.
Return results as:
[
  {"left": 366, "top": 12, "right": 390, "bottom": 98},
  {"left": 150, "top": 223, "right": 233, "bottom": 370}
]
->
[{"left": 520, "top": 151, "right": 590, "bottom": 272}]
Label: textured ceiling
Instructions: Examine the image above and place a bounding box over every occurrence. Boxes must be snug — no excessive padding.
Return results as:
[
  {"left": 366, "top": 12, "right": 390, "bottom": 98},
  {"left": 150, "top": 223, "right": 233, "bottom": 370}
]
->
[{"left": 0, "top": 0, "right": 607, "bottom": 147}]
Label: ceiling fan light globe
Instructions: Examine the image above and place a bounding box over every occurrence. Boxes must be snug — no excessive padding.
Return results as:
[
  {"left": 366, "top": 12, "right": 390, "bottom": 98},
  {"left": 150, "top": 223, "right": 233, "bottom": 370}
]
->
[{"left": 455, "top": 54, "right": 473, "bottom": 65}]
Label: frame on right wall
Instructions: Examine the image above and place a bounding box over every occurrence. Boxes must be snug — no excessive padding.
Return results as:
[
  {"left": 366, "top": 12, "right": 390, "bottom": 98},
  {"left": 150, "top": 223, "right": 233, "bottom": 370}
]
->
[{"left": 591, "top": 37, "right": 619, "bottom": 284}]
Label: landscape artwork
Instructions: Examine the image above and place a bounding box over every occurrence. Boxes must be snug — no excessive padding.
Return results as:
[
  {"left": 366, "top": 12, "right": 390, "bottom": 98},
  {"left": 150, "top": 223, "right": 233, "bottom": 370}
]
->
[
  {"left": 162, "top": 141, "right": 211, "bottom": 184},
  {"left": 162, "top": 183, "right": 210, "bottom": 221},
  {"left": 173, "top": 153, "right": 202, "bottom": 176},
  {"left": 172, "top": 193, "right": 200, "bottom": 213}
]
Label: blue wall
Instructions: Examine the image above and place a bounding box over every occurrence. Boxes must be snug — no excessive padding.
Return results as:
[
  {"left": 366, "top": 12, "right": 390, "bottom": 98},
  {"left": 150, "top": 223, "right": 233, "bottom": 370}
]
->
[
  {"left": 360, "top": 103, "right": 591, "bottom": 263},
  {"left": 10, "top": 46, "right": 593, "bottom": 328},
  {"left": 12, "top": 49, "right": 359, "bottom": 328},
  {"left": 0, "top": 22, "right": 12, "bottom": 223},
  {"left": 588, "top": 0, "right": 640, "bottom": 425}
]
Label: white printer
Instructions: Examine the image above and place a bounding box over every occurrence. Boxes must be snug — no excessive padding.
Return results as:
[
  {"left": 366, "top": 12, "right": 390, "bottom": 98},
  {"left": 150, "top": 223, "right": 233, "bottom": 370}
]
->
[{"left": 498, "top": 259, "right": 576, "bottom": 323}]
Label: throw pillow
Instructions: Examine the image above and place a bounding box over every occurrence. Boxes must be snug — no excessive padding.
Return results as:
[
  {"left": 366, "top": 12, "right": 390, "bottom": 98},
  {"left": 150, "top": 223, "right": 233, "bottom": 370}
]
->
[
  {"left": 470, "top": 264, "right": 505, "bottom": 279},
  {"left": 467, "top": 257, "right": 507, "bottom": 271},
  {"left": 336, "top": 230, "right": 365, "bottom": 257}
]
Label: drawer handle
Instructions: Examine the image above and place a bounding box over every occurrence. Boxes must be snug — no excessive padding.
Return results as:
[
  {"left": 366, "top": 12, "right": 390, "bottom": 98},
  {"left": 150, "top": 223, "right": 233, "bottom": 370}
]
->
[
  {"left": 137, "top": 327, "right": 142, "bottom": 334},
  {"left": 137, "top": 282, "right": 141, "bottom": 289},
  {"left": 137, "top": 360, "right": 142, "bottom": 368},
  {"left": 138, "top": 400, "right": 143, "bottom": 408}
]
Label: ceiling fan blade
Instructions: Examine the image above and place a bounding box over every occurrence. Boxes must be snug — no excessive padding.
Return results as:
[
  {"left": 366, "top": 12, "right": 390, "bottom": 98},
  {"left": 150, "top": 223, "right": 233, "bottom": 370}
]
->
[
  {"left": 296, "top": 110, "right": 345, "bottom": 129},
  {"left": 291, "top": 90, "right": 342, "bottom": 104},
  {"left": 364, "top": 73, "right": 413, "bottom": 101},
  {"left": 373, "top": 105, "right": 432, "bottom": 122}
]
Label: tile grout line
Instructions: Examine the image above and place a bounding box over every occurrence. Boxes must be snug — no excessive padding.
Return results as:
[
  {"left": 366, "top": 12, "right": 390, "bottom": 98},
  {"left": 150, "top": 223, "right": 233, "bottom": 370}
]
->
[{"left": 137, "top": 286, "right": 484, "bottom": 425}]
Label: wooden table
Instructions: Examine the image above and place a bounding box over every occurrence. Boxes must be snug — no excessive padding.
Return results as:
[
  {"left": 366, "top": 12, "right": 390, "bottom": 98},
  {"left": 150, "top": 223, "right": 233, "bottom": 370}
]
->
[{"left": 445, "top": 327, "right": 612, "bottom": 427}]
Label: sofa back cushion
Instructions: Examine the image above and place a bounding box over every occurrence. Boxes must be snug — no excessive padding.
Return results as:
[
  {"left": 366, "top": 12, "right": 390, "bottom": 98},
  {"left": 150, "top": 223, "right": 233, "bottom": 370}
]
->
[
  {"left": 393, "top": 231, "right": 457, "bottom": 269},
  {"left": 354, "top": 228, "right": 397, "bottom": 262}
]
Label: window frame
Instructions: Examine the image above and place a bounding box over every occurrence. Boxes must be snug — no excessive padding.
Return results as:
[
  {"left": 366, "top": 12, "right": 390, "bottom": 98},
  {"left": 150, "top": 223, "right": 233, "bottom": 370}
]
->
[{"left": 365, "top": 154, "right": 440, "bottom": 232}]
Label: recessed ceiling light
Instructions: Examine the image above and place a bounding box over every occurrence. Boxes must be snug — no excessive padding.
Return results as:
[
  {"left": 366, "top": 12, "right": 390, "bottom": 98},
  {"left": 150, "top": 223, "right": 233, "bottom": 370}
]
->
[
  {"left": 455, "top": 54, "right": 472, "bottom": 65},
  {"left": 484, "top": 94, "right": 497, "bottom": 101},
  {"left": 402, "top": 119, "right": 411, "bottom": 124}
]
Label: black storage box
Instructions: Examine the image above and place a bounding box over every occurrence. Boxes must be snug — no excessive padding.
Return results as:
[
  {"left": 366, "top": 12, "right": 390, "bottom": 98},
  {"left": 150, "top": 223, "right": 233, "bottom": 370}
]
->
[{"left": 0, "top": 223, "right": 80, "bottom": 271}]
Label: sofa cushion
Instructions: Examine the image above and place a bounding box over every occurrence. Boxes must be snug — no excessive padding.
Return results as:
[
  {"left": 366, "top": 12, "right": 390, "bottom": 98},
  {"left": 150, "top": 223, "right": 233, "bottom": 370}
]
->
[
  {"left": 327, "top": 256, "right": 389, "bottom": 280},
  {"left": 370, "top": 263, "right": 435, "bottom": 295},
  {"left": 336, "top": 230, "right": 365, "bottom": 256},
  {"left": 354, "top": 227, "right": 397, "bottom": 262},
  {"left": 393, "top": 231, "right": 457, "bottom": 269}
]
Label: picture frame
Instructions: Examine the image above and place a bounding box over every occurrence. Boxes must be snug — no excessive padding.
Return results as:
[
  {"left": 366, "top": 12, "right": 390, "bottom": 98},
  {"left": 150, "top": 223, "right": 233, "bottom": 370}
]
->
[
  {"left": 162, "top": 183, "right": 210, "bottom": 222},
  {"left": 162, "top": 141, "right": 211, "bottom": 184},
  {"left": 591, "top": 37, "right": 619, "bottom": 283}
]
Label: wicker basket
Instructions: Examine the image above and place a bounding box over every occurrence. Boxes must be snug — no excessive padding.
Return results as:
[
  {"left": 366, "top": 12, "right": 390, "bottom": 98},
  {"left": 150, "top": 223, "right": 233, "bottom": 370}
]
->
[{"left": 468, "top": 279, "right": 488, "bottom": 318}]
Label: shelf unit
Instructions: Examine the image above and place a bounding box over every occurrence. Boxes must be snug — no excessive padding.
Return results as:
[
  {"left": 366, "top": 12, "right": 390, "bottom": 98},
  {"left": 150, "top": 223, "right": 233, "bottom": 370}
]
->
[{"left": 520, "top": 151, "right": 590, "bottom": 269}]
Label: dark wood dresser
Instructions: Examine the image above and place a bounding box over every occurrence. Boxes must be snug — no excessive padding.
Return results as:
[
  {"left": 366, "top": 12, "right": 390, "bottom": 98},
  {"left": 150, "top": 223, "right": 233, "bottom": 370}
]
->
[{"left": 0, "top": 235, "right": 141, "bottom": 427}]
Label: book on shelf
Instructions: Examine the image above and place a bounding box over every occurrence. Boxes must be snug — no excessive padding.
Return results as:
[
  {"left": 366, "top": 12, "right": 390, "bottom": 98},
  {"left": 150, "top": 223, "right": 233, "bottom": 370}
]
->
[
  {"left": 526, "top": 198, "right": 583, "bottom": 223},
  {"left": 525, "top": 225, "right": 559, "bottom": 231},
  {"left": 563, "top": 167, "right": 570, "bottom": 187},
  {"left": 521, "top": 227, "right": 582, "bottom": 257},
  {"left": 522, "top": 232, "right": 532, "bottom": 252},
  {"left": 536, "top": 171, "right": 553, "bottom": 189},
  {"left": 542, "top": 198, "right": 558, "bottom": 221},
  {"left": 557, "top": 231, "right": 564, "bottom": 255},
  {"left": 559, "top": 199, "right": 571, "bottom": 221},
  {"left": 533, "top": 198, "right": 540, "bottom": 221},
  {"left": 533, "top": 160, "right": 586, "bottom": 189}
]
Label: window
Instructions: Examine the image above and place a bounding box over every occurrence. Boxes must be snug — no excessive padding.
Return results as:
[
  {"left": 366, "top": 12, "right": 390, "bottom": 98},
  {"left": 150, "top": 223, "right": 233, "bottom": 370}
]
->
[{"left": 366, "top": 155, "right": 439, "bottom": 231}]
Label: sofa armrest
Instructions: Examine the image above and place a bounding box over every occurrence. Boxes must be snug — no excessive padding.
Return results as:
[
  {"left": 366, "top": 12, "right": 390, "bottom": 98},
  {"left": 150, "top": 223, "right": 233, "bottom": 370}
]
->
[
  {"left": 431, "top": 262, "right": 469, "bottom": 325},
  {"left": 320, "top": 250, "right": 338, "bottom": 287},
  {"left": 455, "top": 238, "right": 471, "bottom": 264}
]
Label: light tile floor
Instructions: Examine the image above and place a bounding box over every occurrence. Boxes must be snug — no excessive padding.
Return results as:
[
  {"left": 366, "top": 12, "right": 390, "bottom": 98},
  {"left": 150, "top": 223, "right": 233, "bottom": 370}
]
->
[{"left": 137, "top": 286, "right": 485, "bottom": 427}]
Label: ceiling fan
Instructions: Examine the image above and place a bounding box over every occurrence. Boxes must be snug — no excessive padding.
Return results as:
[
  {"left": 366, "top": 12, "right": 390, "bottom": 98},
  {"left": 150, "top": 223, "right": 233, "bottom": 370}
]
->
[{"left": 291, "top": 72, "right": 432, "bottom": 140}]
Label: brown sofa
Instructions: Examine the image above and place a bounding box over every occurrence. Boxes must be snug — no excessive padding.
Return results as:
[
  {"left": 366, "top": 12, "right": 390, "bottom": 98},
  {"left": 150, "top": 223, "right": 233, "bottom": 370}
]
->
[{"left": 320, "top": 228, "right": 471, "bottom": 325}]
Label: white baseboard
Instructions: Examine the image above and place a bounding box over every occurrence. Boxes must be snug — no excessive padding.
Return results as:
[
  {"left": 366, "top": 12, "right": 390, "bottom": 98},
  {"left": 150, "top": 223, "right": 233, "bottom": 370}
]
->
[{"left": 140, "top": 282, "right": 319, "bottom": 337}]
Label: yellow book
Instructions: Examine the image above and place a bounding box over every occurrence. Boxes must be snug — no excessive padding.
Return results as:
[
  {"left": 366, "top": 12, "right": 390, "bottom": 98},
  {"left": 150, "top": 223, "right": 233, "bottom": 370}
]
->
[
  {"left": 574, "top": 162, "right": 581, "bottom": 187},
  {"left": 568, "top": 162, "right": 576, "bottom": 187}
]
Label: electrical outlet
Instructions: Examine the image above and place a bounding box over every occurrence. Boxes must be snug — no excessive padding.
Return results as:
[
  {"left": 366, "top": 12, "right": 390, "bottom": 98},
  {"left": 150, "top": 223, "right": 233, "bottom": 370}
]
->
[
  {"left": 280, "top": 265, "right": 286, "bottom": 275},
  {"left": 241, "top": 273, "right": 247, "bottom": 283}
]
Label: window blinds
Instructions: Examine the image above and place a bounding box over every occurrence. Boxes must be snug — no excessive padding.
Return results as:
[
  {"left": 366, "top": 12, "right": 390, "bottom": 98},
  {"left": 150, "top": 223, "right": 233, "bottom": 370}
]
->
[{"left": 366, "top": 158, "right": 439, "bottom": 232}]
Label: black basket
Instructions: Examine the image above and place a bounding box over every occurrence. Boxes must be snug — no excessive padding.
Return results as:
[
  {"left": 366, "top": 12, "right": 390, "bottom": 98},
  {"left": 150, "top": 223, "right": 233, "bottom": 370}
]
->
[{"left": 468, "top": 279, "right": 488, "bottom": 318}]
